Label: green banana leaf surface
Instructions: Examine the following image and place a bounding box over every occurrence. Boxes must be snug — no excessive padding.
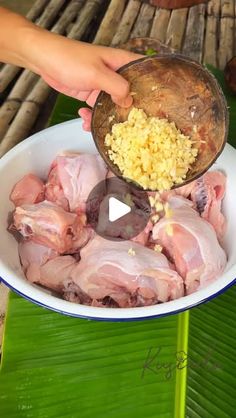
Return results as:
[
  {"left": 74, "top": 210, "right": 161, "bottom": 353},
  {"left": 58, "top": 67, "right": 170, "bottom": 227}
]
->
[{"left": 0, "top": 67, "right": 235, "bottom": 418}]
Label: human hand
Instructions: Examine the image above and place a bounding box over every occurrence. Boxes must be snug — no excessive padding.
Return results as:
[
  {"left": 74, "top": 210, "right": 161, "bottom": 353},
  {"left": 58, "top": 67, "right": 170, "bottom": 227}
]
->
[
  {"left": 24, "top": 32, "right": 141, "bottom": 131},
  {"left": 74, "top": 45, "right": 141, "bottom": 131},
  {"left": 0, "top": 8, "right": 141, "bottom": 131}
]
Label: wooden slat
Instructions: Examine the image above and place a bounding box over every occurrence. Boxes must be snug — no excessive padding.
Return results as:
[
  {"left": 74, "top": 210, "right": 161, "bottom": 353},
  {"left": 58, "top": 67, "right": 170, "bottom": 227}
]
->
[
  {"left": 166, "top": 8, "right": 188, "bottom": 51},
  {"left": 35, "top": 0, "right": 66, "bottom": 26},
  {"left": 148, "top": 0, "right": 208, "bottom": 7},
  {"left": 68, "top": 0, "right": 106, "bottom": 39},
  {"left": 26, "top": 0, "right": 50, "bottom": 21},
  {"left": 182, "top": 4, "right": 206, "bottom": 62},
  {"left": 111, "top": 0, "right": 141, "bottom": 47},
  {"left": 131, "top": 2, "right": 155, "bottom": 38},
  {"left": 220, "top": 0, "right": 235, "bottom": 17},
  {"left": 203, "top": 0, "right": 221, "bottom": 67},
  {"left": 207, "top": 0, "right": 221, "bottom": 15},
  {"left": 150, "top": 8, "right": 171, "bottom": 43},
  {"left": 0, "top": 71, "right": 38, "bottom": 140},
  {"left": 94, "top": 0, "right": 127, "bottom": 45},
  {"left": 52, "top": 0, "right": 85, "bottom": 33},
  {"left": 218, "top": 0, "right": 235, "bottom": 69},
  {"left": 0, "top": 79, "right": 50, "bottom": 157}
]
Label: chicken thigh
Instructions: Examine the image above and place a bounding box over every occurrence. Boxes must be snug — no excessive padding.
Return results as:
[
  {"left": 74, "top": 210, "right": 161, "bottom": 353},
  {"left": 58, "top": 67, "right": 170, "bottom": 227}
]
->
[
  {"left": 66, "top": 236, "right": 184, "bottom": 307},
  {"left": 10, "top": 174, "right": 44, "bottom": 206},
  {"left": 46, "top": 154, "right": 107, "bottom": 213},
  {"left": 13, "top": 201, "right": 87, "bottom": 253},
  {"left": 152, "top": 196, "right": 227, "bottom": 294}
]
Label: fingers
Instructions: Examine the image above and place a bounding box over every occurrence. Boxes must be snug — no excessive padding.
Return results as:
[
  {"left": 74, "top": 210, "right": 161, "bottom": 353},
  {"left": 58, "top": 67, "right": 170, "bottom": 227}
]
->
[
  {"left": 97, "top": 64, "right": 133, "bottom": 108},
  {"left": 86, "top": 90, "right": 100, "bottom": 107},
  {"left": 79, "top": 108, "right": 92, "bottom": 131},
  {"left": 42, "top": 72, "right": 84, "bottom": 99},
  {"left": 102, "top": 48, "right": 143, "bottom": 71},
  {"left": 100, "top": 47, "right": 144, "bottom": 107},
  {"left": 97, "top": 48, "right": 144, "bottom": 107},
  {"left": 111, "top": 93, "right": 133, "bottom": 108},
  {"left": 75, "top": 90, "right": 100, "bottom": 107},
  {"left": 77, "top": 90, "right": 90, "bottom": 101}
]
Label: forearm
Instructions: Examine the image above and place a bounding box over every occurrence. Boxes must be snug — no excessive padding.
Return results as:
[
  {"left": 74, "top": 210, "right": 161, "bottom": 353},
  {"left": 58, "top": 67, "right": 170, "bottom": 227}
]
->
[
  {"left": 0, "top": 6, "right": 44, "bottom": 72},
  {"left": 0, "top": 6, "right": 137, "bottom": 118},
  {"left": 0, "top": 7, "right": 92, "bottom": 78}
]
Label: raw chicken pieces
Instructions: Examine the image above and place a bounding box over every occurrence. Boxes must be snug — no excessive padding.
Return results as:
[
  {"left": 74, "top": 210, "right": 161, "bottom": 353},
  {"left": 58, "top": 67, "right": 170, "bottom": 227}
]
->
[
  {"left": 13, "top": 201, "right": 88, "bottom": 253},
  {"left": 9, "top": 152, "right": 228, "bottom": 308},
  {"left": 189, "top": 171, "right": 226, "bottom": 241},
  {"left": 46, "top": 154, "right": 107, "bottom": 213},
  {"left": 19, "top": 240, "right": 77, "bottom": 292},
  {"left": 164, "top": 171, "right": 226, "bottom": 241},
  {"left": 131, "top": 221, "right": 153, "bottom": 246},
  {"left": 19, "top": 241, "right": 58, "bottom": 283},
  {"left": 152, "top": 196, "right": 227, "bottom": 294},
  {"left": 10, "top": 174, "right": 44, "bottom": 206},
  {"left": 45, "top": 162, "right": 69, "bottom": 211},
  {"left": 66, "top": 236, "right": 184, "bottom": 307},
  {"left": 34, "top": 256, "right": 77, "bottom": 293}
]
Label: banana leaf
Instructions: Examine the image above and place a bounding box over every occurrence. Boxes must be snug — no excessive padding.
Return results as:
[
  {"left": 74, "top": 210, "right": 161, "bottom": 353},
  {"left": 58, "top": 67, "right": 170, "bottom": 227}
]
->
[
  {"left": 47, "top": 94, "right": 86, "bottom": 127},
  {"left": 186, "top": 287, "right": 236, "bottom": 418},
  {"left": 0, "top": 68, "right": 236, "bottom": 418}
]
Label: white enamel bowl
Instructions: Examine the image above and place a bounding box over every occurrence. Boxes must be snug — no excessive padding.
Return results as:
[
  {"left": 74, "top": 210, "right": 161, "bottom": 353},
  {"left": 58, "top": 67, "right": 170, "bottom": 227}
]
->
[{"left": 0, "top": 119, "right": 235, "bottom": 321}]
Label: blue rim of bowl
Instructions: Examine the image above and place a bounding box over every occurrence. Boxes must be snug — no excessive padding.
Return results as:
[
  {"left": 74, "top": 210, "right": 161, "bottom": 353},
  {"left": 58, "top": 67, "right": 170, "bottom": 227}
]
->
[{"left": 1, "top": 276, "right": 235, "bottom": 322}]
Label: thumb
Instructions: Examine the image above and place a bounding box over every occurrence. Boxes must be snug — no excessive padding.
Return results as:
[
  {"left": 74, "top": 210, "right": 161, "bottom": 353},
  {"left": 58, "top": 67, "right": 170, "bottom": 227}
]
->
[{"left": 97, "top": 64, "right": 133, "bottom": 108}]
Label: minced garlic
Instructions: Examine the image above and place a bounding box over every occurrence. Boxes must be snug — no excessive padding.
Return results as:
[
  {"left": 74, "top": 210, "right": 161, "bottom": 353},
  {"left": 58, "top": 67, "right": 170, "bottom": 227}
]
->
[
  {"left": 154, "top": 244, "right": 163, "bottom": 252},
  {"left": 105, "top": 108, "right": 198, "bottom": 191},
  {"left": 164, "top": 202, "right": 173, "bottom": 218},
  {"left": 166, "top": 224, "right": 174, "bottom": 236},
  {"left": 152, "top": 214, "right": 160, "bottom": 224},
  {"left": 155, "top": 201, "right": 164, "bottom": 212},
  {"left": 149, "top": 195, "right": 155, "bottom": 207},
  {"left": 128, "top": 247, "right": 136, "bottom": 256},
  {"left": 149, "top": 193, "right": 162, "bottom": 209}
]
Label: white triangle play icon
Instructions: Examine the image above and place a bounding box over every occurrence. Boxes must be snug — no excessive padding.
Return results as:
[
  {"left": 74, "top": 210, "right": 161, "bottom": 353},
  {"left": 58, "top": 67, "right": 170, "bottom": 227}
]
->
[{"left": 108, "top": 197, "right": 131, "bottom": 222}]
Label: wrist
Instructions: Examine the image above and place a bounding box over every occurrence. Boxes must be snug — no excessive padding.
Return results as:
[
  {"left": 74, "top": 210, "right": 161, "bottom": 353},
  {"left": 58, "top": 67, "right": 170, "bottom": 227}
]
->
[{"left": 16, "top": 24, "right": 47, "bottom": 73}]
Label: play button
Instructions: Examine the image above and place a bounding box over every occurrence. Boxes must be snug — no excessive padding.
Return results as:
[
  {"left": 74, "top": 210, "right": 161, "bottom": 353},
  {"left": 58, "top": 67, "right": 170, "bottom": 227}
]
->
[
  {"left": 109, "top": 197, "right": 131, "bottom": 222},
  {"left": 86, "top": 177, "right": 151, "bottom": 241}
]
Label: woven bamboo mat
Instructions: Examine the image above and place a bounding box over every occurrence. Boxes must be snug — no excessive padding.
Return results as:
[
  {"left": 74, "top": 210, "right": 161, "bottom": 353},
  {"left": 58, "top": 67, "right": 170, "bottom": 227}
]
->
[{"left": 0, "top": 0, "right": 235, "bottom": 350}]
